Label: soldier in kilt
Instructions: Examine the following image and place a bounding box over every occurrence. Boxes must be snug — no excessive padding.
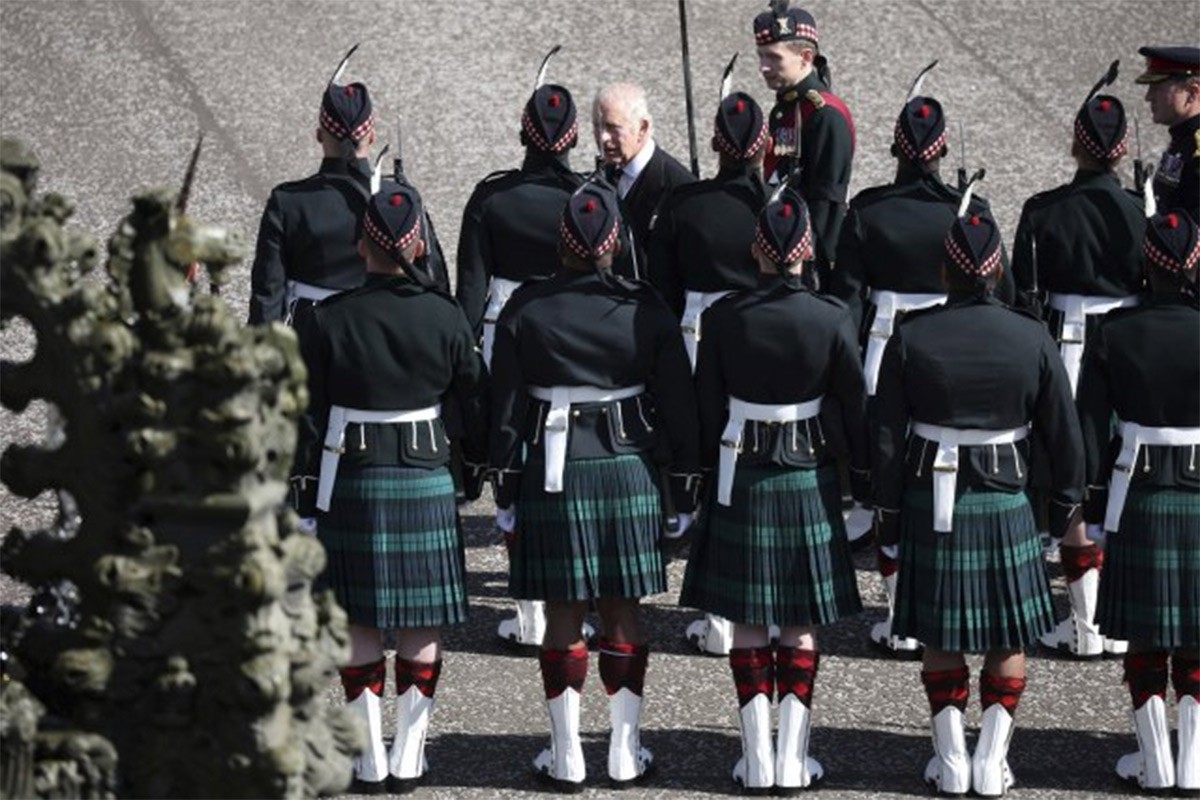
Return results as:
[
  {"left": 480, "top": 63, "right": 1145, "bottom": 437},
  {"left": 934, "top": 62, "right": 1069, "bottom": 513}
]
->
[
  {"left": 1011, "top": 65, "right": 1146, "bottom": 660},
  {"left": 299, "top": 182, "right": 488, "bottom": 793},
  {"left": 456, "top": 51, "right": 601, "bottom": 651},
  {"left": 647, "top": 80, "right": 772, "bottom": 658},
  {"left": 831, "top": 63, "right": 1012, "bottom": 659},
  {"left": 679, "top": 189, "right": 867, "bottom": 793},
  {"left": 1078, "top": 210, "right": 1200, "bottom": 794},
  {"left": 489, "top": 181, "right": 700, "bottom": 790},
  {"left": 873, "top": 191, "right": 1085, "bottom": 797}
]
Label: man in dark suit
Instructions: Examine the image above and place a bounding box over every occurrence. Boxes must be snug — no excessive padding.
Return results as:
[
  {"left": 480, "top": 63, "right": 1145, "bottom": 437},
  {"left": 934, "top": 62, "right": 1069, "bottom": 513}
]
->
[{"left": 593, "top": 82, "right": 695, "bottom": 276}]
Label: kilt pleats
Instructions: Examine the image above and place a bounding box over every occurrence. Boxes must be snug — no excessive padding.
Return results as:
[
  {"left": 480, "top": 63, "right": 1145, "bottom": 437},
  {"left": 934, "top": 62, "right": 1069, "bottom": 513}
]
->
[
  {"left": 679, "top": 464, "right": 862, "bottom": 627},
  {"left": 511, "top": 453, "right": 666, "bottom": 601},
  {"left": 1097, "top": 488, "right": 1200, "bottom": 649},
  {"left": 318, "top": 465, "right": 468, "bottom": 629},
  {"left": 893, "top": 488, "right": 1054, "bottom": 653}
]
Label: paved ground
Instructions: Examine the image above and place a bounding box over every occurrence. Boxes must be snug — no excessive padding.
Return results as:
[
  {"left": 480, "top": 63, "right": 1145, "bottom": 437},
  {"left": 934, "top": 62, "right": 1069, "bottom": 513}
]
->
[{"left": 2, "top": 1, "right": 1198, "bottom": 797}]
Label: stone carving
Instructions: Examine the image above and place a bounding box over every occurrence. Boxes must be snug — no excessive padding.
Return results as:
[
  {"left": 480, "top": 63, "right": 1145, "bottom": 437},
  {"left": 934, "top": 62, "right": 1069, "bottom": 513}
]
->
[{"left": 0, "top": 138, "right": 360, "bottom": 798}]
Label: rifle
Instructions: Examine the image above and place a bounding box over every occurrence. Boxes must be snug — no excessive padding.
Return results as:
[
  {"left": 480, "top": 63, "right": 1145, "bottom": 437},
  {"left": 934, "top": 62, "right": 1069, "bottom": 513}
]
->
[
  {"left": 1133, "top": 114, "right": 1146, "bottom": 190},
  {"left": 175, "top": 132, "right": 220, "bottom": 296},
  {"left": 677, "top": 0, "right": 701, "bottom": 178}
]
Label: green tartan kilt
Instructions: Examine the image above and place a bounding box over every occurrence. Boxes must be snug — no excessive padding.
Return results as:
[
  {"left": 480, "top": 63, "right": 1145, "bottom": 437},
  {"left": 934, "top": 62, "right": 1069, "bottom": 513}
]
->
[
  {"left": 893, "top": 488, "right": 1054, "bottom": 653},
  {"left": 317, "top": 465, "right": 468, "bottom": 629},
  {"left": 510, "top": 452, "right": 666, "bottom": 602},
  {"left": 679, "top": 464, "right": 862, "bottom": 627},
  {"left": 1097, "top": 489, "right": 1200, "bottom": 649}
]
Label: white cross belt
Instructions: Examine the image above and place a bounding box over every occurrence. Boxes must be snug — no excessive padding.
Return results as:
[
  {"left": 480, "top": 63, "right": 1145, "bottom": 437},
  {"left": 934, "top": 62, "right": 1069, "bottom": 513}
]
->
[
  {"left": 717, "top": 396, "right": 823, "bottom": 506},
  {"left": 680, "top": 290, "right": 732, "bottom": 371},
  {"left": 284, "top": 280, "right": 340, "bottom": 325},
  {"left": 1105, "top": 421, "right": 1200, "bottom": 531},
  {"left": 481, "top": 277, "right": 524, "bottom": 368},
  {"left": 910, "top": 422, "right": 1030, "bottom": 532},
  {"left": 1048, "top": 293, "right": 1138, "bottom": 396},
  {"left": 528, "top": 385, "right": 646, "bottom": 492},
  {"left": 317, "top": 404, "right": 441, "bottom": 511},
  {"left": 863, "top": 290, "right": 945, "bottom": 396}
]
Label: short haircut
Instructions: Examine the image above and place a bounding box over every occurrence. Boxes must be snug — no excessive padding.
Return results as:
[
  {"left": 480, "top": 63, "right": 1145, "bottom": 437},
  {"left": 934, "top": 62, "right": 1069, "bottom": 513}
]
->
[
  {"left": 593, "top": 82, "right": 652, "bottom": 131},
  {"left": 786, "top": 38, "right": 818, "bottom": 56}
]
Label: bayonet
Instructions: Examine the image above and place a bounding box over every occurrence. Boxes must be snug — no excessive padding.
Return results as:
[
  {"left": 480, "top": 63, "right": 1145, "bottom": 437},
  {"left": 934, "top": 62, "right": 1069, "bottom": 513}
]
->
[
  {"left": 393, "top": 115, "right": 406, "bottom": 184},
  {"left": 677, "top": 0, "right": 701, "bottom": 177},
  {"left": 719, "top": 52, "right": 739, "bottom": 102},
  {"left": 957, "top": 120, "right": 968, "bottom": 192},
  {"left": 371, "top": 144, "right": 390, "bottom": 194},
  {"left": 175, "top": 132, "right": 204, "bottom": 215}
]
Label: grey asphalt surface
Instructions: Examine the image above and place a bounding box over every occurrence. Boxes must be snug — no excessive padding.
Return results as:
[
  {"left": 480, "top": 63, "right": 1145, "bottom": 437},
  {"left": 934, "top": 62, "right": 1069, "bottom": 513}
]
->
[{"left": 2, "top": 1, "right": 1197, "bottom": 797}]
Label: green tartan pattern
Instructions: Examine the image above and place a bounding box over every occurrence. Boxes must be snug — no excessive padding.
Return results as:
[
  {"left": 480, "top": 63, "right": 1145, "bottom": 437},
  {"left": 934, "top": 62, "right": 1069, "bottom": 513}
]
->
[
  {"left": 679, "top": 464, "right": 862, "bottom": 626},
  {"left": 511, "top": 453, "right": 666, "bottom": 601},
  {"left": 318, "top": 466, "right": 468, "bottom": 629},
  {"left": 893, "top": 488, "right": 1054, "bottom": 653},
  {"left": 1097, "top": 489, "right": 1200, "bottom": 648}
]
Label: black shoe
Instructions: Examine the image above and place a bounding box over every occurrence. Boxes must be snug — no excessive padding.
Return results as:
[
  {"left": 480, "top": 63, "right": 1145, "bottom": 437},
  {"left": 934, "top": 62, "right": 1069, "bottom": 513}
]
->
[
  {"left": 348, "top": 777, "right": 387, "bottom": 795},
  {"left": 386, "top": 773, "right": 425, "bottom": 795},
  {"left": 609, "top": 759, "right": 657, "bottom": 790},
  {"left": 533, "top": 769, "right": 585, "bottom": 794}
]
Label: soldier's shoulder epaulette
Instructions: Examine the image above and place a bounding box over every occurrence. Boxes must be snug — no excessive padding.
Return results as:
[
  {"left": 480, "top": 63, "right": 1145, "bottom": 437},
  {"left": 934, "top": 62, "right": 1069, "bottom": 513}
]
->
[
  {"left": 315, "top": 286, "right": 358, "bottom": 308},
  {"left": 811, "top": 291, "right": 849, "bottom": 311},
  {"left": 481, "top": 168, "right": 520, "bottom": 184},
  {"left": 1019, "top": 183, "right": 1070, "bottom": 211},
  {"left": 805, "top": 89, "right": 825, "bottom": 109},
  {"left": 896, "top": 303, "right": 942, "bottom": 325},
  {"left": 707, "top": 288, "right": 749, "bottom": 312},
  {"left": 849, "top": 183, "right": 897, "bottom": 207},
  {"left": 273, "top": 172, "right": 322, "bottom": 194}
]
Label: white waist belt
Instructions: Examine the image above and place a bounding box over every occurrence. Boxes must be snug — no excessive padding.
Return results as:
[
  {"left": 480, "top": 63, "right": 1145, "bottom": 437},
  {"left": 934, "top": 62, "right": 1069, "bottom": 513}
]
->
[
  {"left": 681, "top": 290, "right": 733, "bottom": 371},
  {"left": 1105, "top": 421, "right": 1200, "bottom": 531},
  {"left": 1048, "top": 293, "right": 1138, "bottom": 396},
  {"left": 317, "top": 404, "right": 441, "bottom": 511},
  {"left": 528, "top": 384, "right": 646, "bottom": 492},
  {"left": 481, "top": 277, "right": 525, "bottom": 368},
  {"left": 863, "top": 290, "right": 945, "bottom": 396},
  {"left": 285, "top": 280, "right": 340, "bottom": 325},
  {"left": 718, "top": 396, "right": 823, "bottom": 506},
  {"left": 910, "top": 422, "right": 1030, "bottom": 533}
]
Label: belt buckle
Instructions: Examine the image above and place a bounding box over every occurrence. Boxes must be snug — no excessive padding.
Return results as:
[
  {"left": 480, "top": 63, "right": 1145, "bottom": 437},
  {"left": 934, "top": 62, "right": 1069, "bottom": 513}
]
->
[
  {"left": 720, "top": 438, "right": 741, "bottom": 453},
  {"left": 932, "top": 464, "right": 957, "bottom": 473},
  {"left": 681, "top": 325, "right": 697, "bottom": 335},
  {"left": 322, "top": 444, "right": 345, "bottom": 455},
  {"left": 545, "top": 420, "right": 568, "bottom": 433}
]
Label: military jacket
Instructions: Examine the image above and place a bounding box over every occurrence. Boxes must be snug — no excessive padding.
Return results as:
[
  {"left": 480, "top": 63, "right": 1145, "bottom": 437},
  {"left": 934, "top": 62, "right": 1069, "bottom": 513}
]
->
[
  {"left": 694, "top": 275, "right": 869, "bottom": 480},
  {"left": 832, "top": 170, "right": 1012, "bottom": 333},
  {"left": 299, "top": 273, "right": 488, "bottom": 481},
  {"left": 1012, "top": 169, "right": 1146, "bottom": 300},
  {"left": 764, "top": 71, "right": 855, "bottom": 290},
  {"left": 248, "top": 157, "right": 374, "bottom": 324},
  {"left": 1077, "top": 293, "right": 1200, "bottom": 521},
  {"left": 872, "top": 295, "right": 1084, "bottom": 539},
  {"left": 456, "top": 153, "right": 637, "bottom": 335},
  {"left": 645, "top": 163, "right": 766, "bottom": 317},
  {"left": 488, "top": 270, "right": 700, "bottom": 509},
  {"left": 248, "top": 157, "right": 450, "bottom": 325},
  {"left": 1152, "top": 114, "right": 1199, "bottom": 220}
]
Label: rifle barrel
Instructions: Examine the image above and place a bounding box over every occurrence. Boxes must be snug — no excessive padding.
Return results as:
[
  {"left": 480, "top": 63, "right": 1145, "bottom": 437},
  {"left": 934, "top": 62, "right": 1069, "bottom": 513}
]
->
[{"left": 677, "top": 0, "right": 700, "bottom": 178}]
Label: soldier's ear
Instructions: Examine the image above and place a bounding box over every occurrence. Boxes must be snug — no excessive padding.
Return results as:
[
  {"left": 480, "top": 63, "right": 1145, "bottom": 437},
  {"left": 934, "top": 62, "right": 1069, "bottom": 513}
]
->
[{"left": 413, "top": 238, "right": 427, "bottom": 261}]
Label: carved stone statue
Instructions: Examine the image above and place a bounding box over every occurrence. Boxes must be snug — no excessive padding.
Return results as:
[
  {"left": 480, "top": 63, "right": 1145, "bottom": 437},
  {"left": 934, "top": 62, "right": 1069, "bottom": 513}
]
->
[{"left": 0, "top": 137, "right": 360, "bottom": 798}]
